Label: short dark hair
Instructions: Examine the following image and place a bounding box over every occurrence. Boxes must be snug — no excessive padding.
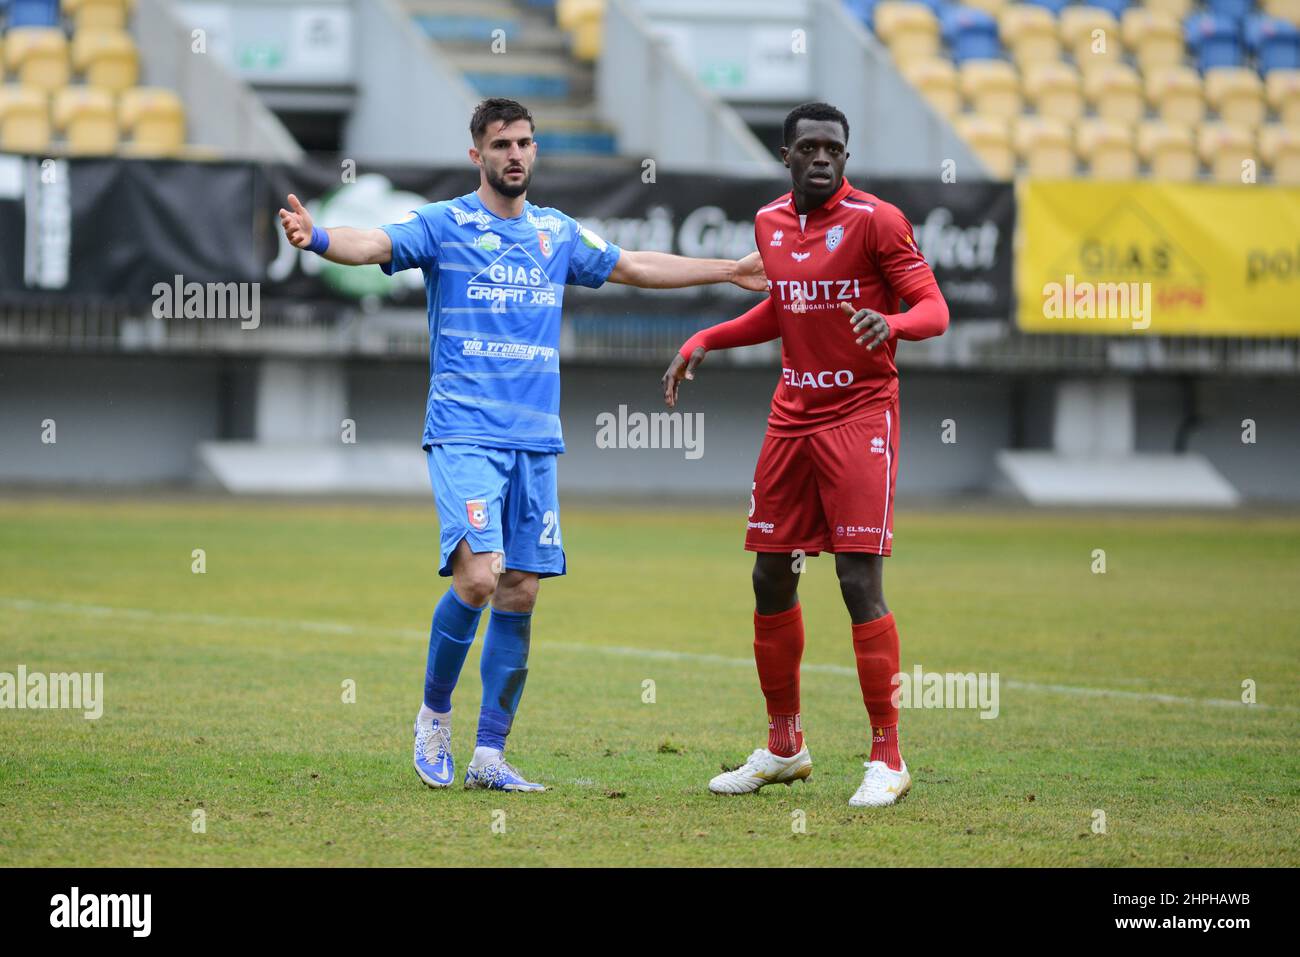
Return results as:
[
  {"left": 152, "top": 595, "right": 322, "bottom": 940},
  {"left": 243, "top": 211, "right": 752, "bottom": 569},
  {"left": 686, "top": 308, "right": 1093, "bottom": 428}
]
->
[
  {"left": 782, "top": 102, "right": 849, "bottom": 147},
  {"left": 470, "top": 98, "right": 535, "bottom": 145}
]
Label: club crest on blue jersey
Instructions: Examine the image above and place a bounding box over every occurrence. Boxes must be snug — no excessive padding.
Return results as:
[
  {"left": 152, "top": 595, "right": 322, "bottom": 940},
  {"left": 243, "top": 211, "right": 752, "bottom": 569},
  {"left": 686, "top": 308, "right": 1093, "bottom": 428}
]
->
[
  {"left": 537, "top": 231, "right": 552, "bottom": 257},
  {"left": 826, "top": 224, "right": 844, "bottom": 252},
  {"left": 466, "top": 498, "right": 489, "bottom": 530}
]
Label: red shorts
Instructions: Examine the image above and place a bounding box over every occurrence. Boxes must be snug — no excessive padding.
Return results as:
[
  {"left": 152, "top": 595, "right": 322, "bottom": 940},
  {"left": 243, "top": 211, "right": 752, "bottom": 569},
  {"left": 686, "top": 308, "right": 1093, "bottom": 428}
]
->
[{"left": 745, "top": 401, "right": 899, "bottom": 557}]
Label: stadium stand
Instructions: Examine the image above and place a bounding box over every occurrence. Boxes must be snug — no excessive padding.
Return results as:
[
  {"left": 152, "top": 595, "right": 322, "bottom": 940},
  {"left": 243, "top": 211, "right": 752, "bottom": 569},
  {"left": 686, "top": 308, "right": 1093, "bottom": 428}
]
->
[
  {"left": 845, "top": 0, "right": 1300, "bottom": 182},
  {"left": 0, "top": 0, "right": 190, "bottom": 156},
  {"left": 404, "top": 0, "right": 617, "bottom": 157}
]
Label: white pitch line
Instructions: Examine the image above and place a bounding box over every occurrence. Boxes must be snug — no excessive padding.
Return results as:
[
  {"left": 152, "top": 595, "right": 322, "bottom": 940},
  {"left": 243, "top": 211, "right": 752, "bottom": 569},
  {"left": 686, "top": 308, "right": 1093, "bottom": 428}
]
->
[{"left": 2, "top": 597, "right": 1291, "bottom": 713}]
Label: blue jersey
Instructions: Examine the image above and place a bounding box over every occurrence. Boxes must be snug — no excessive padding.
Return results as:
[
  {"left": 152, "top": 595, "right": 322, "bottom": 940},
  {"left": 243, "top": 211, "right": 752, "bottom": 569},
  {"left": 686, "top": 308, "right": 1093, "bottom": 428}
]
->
[{"left": 381, "top": 190, "right": 622, "bottom": 453}]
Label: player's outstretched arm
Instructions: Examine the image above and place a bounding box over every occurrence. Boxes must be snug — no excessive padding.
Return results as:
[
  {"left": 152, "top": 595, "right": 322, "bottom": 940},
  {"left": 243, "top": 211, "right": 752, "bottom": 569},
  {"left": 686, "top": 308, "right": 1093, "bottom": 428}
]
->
[
  {"left": 661, "top": 298, "right": 781, "bottom": 407},
  {"left": 278, "top": 193, "right": 393, "bottom": 266},
  {"left": 609, "top": 249, "right": 766, "bottom": 291}
]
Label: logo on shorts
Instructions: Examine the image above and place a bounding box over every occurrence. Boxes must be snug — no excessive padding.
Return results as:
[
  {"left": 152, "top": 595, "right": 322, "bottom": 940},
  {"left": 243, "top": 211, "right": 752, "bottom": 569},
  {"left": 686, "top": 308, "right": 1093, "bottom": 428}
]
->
[
  {"left": 870, "top": 436, "right": 885, "bottom": 454},
  {"left": 466, "top": 499, "right": 489, "bottom": 531}
]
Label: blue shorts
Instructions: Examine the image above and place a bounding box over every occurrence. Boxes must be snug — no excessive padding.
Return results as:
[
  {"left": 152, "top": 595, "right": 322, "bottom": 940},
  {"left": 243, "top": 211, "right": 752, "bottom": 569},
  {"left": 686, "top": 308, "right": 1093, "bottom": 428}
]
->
[{"left": 426, "top": 444, "right": 566, "bottom": 579}]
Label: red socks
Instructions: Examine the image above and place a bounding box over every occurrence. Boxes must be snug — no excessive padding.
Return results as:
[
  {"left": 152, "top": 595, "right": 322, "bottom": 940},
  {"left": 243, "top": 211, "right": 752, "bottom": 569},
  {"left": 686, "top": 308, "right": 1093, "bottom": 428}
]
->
[
  {"left": 753, "top": 604, "right": 805, "bottom": 757},
  {"left": 754, "top": 605, "right": 905, "bottom": 769},
  {"left": 852, "top": 612, "right": 903, "bottom": 771}
]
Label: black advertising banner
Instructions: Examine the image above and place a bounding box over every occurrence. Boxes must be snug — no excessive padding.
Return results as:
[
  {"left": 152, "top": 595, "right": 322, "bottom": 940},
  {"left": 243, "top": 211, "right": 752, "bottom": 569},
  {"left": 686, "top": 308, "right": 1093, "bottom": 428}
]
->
[
  {"left": 1, "top": 156, "right": 1014, "bottom": 321},
  {"left": 0, "top": 155, "right": 261, "bottom": 303}
]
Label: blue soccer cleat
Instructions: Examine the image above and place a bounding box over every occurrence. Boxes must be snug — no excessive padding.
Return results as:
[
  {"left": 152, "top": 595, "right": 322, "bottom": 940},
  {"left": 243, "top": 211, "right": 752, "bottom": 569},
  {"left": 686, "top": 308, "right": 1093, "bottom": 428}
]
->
[
  {"left": 414, "top": 717, "right": 455, "bottom": 788},
  {"left": 463, "top": 754, "right": 547, "bottom": 792}
]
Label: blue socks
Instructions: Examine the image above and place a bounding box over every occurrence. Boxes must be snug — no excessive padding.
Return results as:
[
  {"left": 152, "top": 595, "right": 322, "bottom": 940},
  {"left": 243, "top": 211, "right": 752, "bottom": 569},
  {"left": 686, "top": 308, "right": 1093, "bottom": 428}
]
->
[
  {"left": 476, "top": 609, "right": 532, "bottom": 751},
  {"left": 423, "top": 589, "right": 485, "bottom": 712},
  {"left": 422, "top": 591, "right": 534, "bottom": 754}
]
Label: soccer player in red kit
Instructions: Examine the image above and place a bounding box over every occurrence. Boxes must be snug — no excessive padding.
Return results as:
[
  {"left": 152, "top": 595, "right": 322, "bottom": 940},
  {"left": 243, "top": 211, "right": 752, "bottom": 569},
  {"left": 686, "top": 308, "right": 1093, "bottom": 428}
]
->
[{"left": 662, "top": 103, "right": 949, "bottom": 807}]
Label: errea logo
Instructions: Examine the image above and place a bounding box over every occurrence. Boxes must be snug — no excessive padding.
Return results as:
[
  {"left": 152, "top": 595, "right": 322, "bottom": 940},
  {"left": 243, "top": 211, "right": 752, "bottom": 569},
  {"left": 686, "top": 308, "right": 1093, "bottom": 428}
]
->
[
  {"left": 770, "top": 230, "right": 784, "bottom": 246},
  {"left": 870, "top": 436, "right": 885, "bottom": 453}
]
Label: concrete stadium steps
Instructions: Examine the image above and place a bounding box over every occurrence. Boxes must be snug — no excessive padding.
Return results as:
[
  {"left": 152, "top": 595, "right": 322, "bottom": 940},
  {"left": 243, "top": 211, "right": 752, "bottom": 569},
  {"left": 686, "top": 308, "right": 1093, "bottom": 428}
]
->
[
  {"left": 994, "top": 451, "right": 1242, "bottom": 508},
  {"left": 404, "top": 0, "right": 617, "bottom": 156}
]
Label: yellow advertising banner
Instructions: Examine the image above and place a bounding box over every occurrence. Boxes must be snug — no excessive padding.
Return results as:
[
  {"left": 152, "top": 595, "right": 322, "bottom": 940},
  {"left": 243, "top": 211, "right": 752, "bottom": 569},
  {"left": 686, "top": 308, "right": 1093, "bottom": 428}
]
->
[{"left": 1017, "top": 180, "right": 1300, "bottom": 336}]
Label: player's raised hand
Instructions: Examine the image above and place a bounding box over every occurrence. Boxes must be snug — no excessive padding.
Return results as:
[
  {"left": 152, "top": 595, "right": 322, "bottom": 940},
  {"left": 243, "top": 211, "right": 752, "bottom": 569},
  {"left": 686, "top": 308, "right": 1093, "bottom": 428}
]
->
[
  {"left": 841, "top": 301, "right": 891, "bottom": 351},
  {"left": 661, "top": 348, "right": 706, "bottom": 408},
  {"left": 278, "top": 193, "right": 314, "bottom": 248},
  {"left": 731, "top": 251, "right": 768, "bottom": 292}
]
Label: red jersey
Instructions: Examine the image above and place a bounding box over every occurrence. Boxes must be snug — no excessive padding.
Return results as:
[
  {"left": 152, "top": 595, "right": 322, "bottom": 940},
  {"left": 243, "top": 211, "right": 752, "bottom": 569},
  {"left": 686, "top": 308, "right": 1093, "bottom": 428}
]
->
[{"left": 754, "top": 176, "right": 937, "bottom": 436}]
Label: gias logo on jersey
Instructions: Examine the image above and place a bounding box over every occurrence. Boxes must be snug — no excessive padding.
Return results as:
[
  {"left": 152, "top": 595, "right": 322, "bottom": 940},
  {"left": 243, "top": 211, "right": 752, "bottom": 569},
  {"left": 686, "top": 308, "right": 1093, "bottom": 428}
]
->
[
  {"left": 466, "top": 245, "right": 556, "bottom": 307},
  {"left": 466, "top": 499, "right": 489, "bottom": 531},
  {"left": 826, "top": 224, "right": 844, "bottom": 252}
]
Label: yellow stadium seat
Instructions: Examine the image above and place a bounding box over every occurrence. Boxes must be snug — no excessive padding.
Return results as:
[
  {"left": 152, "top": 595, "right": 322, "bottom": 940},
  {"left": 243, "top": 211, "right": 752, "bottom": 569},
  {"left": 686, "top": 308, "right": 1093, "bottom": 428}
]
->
[
  {"left": 1025, "top": 61, "right": 1084, "bottom": 123},
  {"left": 1121, "top": 9, "right": 1185, "bottom": 75},
  {"left": 1060, "top": 7, "right": 1121, "bottom": 74},
  {"left": 1205, "top": 67, "right": 1265, "bottom": 132},
  {"left": 1077, "top": 119, "right": 1138, "bottom": 179},
  {"left": 52, "top": 86, "right": 117, "bottom": 154},
  {"left": 556, "top": 0, "right": 604, "bottom": 31},
  {"left": 999, "top": 5, "right": 1061, "bottom": 70},
  {"left": 955, "top": 115, "right": 1015, "bottom": 179},
  {"left": 1137, "top": 121, "right": 1199, "bottom": 180},
  {"left": 1260, "top": 125, "right": 1300, "bottom": 184},
  {"left": 1261, "top": 0, "right": 1300, "bottom": 25},
  {"left": 571, "top": 16, "right": 602, "bottom": 61},
  {"left": 874, "top": 3, "right": 941, "bottom": 61},
  {"left": 119, "top": 87, "right": 185, "bottom": 155},
  {"left": 1145, "top": 0, "right": 1192, "bottom": 19},
  {"left": 62, "top": 0, "right": 131, "bottom": 33},
  {"left": 1085, "top": 63, "right": 1145, "bottom": 125},
  {"left": 960, "top": 59, "right": 1022, "bottom": 119},
  {"left": 1146, "top": 66, "right": 1204, "bottom": 127},
  {"left": 4, "top": 28, "right": 70, "bottom": 94},
  {"left": 1014, "top": 115, "right": 1076, "bottom": 177},
  {"left": 72, "top": 30, "right": 140, "bottom": 94},
  {"left": 963, "top": 0, "right": 1010, "bottom": 18},
  {"left": 1265, "top": 69, "right": 1300, "bottom": 127},
  {"left": 1198, "top": 123, "right": 1257, "bottom": 183},
  {"left": 901, "top": 58, "right": 960, "bottom": 118},
  {"left": 0, "top": 85, "right": 50, "bottom": 153}
]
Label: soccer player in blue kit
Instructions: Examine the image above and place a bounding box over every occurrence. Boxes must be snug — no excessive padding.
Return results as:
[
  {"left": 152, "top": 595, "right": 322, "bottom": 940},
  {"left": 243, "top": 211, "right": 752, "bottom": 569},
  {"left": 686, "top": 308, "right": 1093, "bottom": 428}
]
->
[{"left": 279, "top": 98, "right": 766, "bottom": 792}]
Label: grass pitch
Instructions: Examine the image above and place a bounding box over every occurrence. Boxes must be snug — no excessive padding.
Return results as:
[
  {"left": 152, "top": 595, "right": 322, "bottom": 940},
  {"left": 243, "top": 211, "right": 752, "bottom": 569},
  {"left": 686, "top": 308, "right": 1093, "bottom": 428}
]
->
[{"left": 1, "top": 495, "right": 1297, "bottom": 867}]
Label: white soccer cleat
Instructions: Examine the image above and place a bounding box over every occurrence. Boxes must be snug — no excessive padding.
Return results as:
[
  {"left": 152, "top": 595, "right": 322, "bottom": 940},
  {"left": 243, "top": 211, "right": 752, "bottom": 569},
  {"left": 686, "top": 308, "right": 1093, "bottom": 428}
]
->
[
  {"left": 849, "top": 759, "right": 911, "bottom": 807},
  {"left": 708, "top": 746, "right": 812, "bottom": 795}
]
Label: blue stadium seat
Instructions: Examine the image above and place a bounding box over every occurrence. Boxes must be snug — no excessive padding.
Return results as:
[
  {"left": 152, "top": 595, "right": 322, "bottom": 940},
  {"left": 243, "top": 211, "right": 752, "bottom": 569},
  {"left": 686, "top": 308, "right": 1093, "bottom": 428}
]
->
[
  {"left": 1247, "top": 15, "right": 1300, "bottom": 71},
  {"left": 7, "top": 0, "right": 60, "bottom": 28},
  {"left": 1186, "top": 14, "right": 1245, "bottom": 70},
  {"left": 1021, "top": 0, "right": 1070, "bottom": 15},
  {"left": 1206, "top": 0, "right": 1255, "bottom": 23},
  {"left": 942, "top": 7, "right": 1002, "bottom": 63},
  {"left": 841, "top": 0, "right": 878, "bottom": 27}
]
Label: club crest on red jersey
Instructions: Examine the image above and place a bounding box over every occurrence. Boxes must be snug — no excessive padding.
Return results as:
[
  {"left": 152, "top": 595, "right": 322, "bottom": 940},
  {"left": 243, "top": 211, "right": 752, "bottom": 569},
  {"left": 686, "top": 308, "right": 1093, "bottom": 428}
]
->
[
  {"left": 826, "top": 224, "right": 844, "bottom": 252},
  {"left": 466, "top": 498, "right": 489, "bottom": 530},
  {"left": 537, "top": 231, "right": 552, "bottom": 257}
]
